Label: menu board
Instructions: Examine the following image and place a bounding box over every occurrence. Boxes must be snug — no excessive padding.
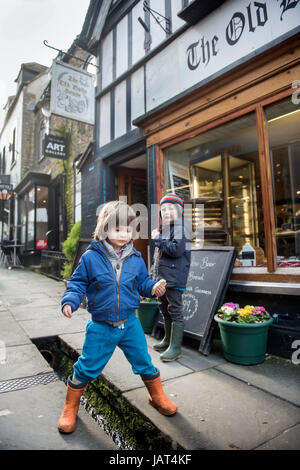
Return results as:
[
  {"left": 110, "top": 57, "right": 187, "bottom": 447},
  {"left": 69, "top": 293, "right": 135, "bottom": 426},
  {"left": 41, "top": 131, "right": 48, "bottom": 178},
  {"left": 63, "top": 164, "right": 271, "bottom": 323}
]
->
[{"left": 156, "top": 246, "right": 236, "bottom": 355}]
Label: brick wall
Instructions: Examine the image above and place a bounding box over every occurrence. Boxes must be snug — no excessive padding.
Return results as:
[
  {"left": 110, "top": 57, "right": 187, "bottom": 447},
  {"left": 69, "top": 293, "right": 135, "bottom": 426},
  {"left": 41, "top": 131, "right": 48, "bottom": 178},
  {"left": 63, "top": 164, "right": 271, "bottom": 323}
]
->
[{"left": 35, "top": 113, "right": 93, "bottom": 233}]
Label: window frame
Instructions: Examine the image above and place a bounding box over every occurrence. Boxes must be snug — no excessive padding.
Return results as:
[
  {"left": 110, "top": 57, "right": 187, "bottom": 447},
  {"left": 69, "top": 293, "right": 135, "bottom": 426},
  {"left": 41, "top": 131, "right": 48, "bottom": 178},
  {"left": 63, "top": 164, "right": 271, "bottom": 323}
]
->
[{"left": 156, "top": 87, "right": 298, "bottom": 278}]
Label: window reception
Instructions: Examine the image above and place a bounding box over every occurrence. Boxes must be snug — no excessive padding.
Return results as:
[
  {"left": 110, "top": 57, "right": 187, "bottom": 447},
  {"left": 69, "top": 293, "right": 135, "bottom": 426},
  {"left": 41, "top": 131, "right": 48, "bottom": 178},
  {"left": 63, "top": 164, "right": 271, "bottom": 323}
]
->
[
  {"left": 266, "top": 99, "right": 300, "bottom": 267},
  {"left": 165, "top": 112, "right": 266, "bottom": 267}
]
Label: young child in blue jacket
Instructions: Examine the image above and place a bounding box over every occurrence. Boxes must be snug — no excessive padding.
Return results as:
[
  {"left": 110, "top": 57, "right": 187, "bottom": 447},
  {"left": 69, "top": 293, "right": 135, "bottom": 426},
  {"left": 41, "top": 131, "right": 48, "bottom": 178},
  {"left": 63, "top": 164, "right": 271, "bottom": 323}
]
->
[
  {"left": 151, "top": 194, "right": 192, "bottom": 362},
  {"left": 57, "top": 201, "right": 176, "bottom": 434}
]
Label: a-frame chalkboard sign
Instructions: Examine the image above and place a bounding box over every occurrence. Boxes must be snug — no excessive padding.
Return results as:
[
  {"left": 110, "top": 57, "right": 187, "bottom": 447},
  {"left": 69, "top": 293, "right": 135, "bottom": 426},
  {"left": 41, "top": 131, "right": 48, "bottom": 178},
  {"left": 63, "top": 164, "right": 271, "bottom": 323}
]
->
[{"left": 155, "top": 246, "right": 237, "bottom": 355}]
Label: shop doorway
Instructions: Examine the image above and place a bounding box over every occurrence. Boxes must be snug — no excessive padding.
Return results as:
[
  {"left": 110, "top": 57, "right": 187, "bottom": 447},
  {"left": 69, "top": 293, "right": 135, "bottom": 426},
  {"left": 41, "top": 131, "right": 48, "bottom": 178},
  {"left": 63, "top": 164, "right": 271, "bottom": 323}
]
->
[
  {"left": 116, "top": 154, "right": 148, "bottom": 266},
  {"left": 48, "top": 177, "right": 65, "bottom": 252}
]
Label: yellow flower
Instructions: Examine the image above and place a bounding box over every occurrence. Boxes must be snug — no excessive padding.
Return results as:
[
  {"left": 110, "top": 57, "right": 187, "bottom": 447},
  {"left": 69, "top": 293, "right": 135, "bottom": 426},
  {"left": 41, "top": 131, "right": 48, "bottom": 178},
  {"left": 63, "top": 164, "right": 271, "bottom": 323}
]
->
[{"left": 238, "top": 309, "right": 250, "bottom": 316}]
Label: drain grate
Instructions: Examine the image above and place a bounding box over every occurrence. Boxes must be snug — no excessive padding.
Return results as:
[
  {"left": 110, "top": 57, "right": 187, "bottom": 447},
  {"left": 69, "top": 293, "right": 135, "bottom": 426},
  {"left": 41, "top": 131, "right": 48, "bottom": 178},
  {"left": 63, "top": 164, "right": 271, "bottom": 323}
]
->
[{"left": 0, "top": 372, "right": 60, "bottom": 394}]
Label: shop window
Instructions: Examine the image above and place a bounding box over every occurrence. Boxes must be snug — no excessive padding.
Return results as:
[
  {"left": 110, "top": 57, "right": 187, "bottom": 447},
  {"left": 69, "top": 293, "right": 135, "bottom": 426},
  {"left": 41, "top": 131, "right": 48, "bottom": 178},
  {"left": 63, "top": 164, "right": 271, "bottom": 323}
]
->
[
  {"left": 18, "top": 186, "right": 48, "bottom": 249},
  {"left": 0, "top": 201, "right": 9, "bottom": 241},
  {"left": 36, "top": 186, "right": 48, "bottom": 243},
  {"left": 19, "top": 197, "right": 26, "bottom": 244},
  {"left": 165, "top": 112, "right": 266, "bottom": 267},
  {"left": 266, "top": 99, "right": 300, "bottom": 267},
  {"left": 27, "top": 188, "right": 35, "bottom": 243}
]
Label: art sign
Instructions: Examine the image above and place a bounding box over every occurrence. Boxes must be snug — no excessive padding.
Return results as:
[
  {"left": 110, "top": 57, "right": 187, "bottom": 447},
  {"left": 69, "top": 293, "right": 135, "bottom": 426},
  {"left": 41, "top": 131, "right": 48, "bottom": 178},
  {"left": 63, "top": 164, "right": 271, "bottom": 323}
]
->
[{"left": 43, "top": 134, "right": 67, "bottom": 160}]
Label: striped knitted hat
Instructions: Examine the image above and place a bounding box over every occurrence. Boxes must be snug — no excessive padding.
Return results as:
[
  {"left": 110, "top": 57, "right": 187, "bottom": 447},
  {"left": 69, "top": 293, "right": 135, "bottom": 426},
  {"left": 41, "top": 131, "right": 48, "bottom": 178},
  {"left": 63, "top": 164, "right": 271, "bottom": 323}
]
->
[{"left": 160, "top": 193, "right": 184, "bottom": 214}]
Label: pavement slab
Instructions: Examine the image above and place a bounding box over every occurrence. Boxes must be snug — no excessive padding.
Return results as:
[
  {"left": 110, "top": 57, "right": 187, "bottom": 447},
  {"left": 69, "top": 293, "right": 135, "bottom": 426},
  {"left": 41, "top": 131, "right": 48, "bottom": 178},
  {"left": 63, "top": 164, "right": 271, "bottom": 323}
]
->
[
  {"left": 19, "top": 314, "right": 90, "bottom": 340},
  {"left": 8, "top": 304, "right": 87, "bottom": 322},
  {"left": 216, "top": 355, "right": 300, "bottom": 407},
  {"left": 255, "top": 423, "right": 300, "bottom": 450},
  {"left": 124, "top": 368, "right": 300, "bottom": 450},
  {"left": 0, "top": 381, "right": 118, "bottom": 450},
  {"left": 59, "top": 332, "right": 86, "bottom": 354},
  {"left": 0, "top": 293, "right": 58, "bottom": 308},
  {"left": 8, "top": 304, "right": 64, "bottom": 322},
  {"left": 0, "top": 316, "right": 31, "bottom": 347},
  {"left": 0, "top": 343, "right": 52, "bottom": 380}
]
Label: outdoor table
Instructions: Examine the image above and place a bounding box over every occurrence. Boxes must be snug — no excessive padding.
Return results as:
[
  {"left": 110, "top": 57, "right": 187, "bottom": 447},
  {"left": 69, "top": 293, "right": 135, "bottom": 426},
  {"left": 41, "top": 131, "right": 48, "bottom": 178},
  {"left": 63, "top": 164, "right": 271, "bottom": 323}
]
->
[{"left": 4, "top": 244, "right": 24, "bottom": 269}]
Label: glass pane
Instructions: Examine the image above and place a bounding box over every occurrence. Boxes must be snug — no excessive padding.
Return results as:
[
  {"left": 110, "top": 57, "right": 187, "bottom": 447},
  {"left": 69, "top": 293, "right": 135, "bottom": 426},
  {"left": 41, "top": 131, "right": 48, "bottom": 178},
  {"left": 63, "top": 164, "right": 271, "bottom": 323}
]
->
[
  {"left": 19, "top": 197, "right": 26, "bottom": 244},
  {"left": 27, "top": 188, "right": 35, "bottom": 243},
  {"left": 2, "top": 200, "right": 9, "bottom": 241},
  {"left": 36, "top": 186, "right": 48, "bottom": 244},
  {"left": 266, "top": 99, "right": 300, "bottom": 266},
  {"left": 229, "top": 155, "right": 260, "bottom": 257},
  {"left": 165, "top": 112, "right": 266, "bottom": 267}
]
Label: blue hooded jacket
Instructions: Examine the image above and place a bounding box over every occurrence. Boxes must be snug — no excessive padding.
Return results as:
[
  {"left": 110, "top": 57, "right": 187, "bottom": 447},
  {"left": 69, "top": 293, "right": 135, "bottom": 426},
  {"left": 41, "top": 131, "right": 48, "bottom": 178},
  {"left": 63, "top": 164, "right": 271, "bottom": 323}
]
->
[
  {"left": 61, "top": 240, "right": 156, "bottom": 322},
  {"left": 154, "top": 217, "right": 192, "bottom": 288}
]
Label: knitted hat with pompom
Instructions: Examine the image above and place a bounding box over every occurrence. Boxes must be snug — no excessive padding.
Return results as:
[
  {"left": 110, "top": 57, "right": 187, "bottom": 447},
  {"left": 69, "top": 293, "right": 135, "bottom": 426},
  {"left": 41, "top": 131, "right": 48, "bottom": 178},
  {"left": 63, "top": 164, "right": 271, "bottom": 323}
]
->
[{"left": 159, "top": 193, "right": 184, "bottom": 215}]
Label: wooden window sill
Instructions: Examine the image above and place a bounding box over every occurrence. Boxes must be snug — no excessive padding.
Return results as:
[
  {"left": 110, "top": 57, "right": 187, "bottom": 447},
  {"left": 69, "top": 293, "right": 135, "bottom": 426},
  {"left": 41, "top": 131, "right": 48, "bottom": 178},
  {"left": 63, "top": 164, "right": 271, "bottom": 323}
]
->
[{"left": 231, "top": 267, "right": 300, "bottom": 283}]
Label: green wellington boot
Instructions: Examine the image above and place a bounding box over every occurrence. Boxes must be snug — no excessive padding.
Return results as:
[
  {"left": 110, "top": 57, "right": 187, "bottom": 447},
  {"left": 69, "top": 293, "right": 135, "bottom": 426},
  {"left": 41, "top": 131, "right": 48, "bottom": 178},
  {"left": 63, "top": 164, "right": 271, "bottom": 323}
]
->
[
  {"left": 160, "top": 322, "right": 184, "bottom": 362},
  {"left": 153, "top": 319, "right": 172, "bottom": 351}
]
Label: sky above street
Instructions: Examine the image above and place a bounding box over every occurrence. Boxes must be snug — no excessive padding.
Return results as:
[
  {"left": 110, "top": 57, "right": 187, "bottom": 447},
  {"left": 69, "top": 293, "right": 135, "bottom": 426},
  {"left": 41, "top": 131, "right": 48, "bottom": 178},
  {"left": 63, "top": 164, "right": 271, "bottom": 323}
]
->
[{"left": 0, "top": 0, "right": 91, "bottom": 128}]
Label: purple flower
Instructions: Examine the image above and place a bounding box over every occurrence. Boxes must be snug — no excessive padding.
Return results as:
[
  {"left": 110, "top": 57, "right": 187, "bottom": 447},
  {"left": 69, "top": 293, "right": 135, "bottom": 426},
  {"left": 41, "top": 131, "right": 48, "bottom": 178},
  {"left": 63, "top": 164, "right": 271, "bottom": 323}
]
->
[
  {"left": 251, "top": 306, "right": 268, "bottom": 316},
  {"left": 222, "top": 302, "right": 238, "bottom": 310}
]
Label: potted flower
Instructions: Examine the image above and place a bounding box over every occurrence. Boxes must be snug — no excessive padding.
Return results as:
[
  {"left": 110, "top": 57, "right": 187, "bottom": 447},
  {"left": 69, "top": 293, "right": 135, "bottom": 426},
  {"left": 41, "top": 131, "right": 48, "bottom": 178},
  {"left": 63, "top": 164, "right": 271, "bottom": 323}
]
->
[
  {"left": 136, "top": 297, "right": 158, "bottom": 334},
  {"left": 214, "top": 303, "right": 273, "bottom": 365}
]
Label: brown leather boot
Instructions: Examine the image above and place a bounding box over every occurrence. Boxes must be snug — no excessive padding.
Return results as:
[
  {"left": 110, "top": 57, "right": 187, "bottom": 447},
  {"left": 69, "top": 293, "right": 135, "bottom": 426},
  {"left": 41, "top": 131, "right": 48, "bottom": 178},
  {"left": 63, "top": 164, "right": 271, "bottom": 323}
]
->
[
  {"left": 57, "top": 384, "right": 85, "bottom": 434},
  {"left": 143, "top": 375, "right": 177, "bottom": 416}
]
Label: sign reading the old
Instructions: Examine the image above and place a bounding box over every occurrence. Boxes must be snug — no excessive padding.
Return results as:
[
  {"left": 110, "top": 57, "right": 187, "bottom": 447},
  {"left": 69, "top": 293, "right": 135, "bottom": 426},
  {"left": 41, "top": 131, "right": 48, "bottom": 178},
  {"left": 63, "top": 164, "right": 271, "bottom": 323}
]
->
[
  {"left": 146, "top": 0, "right": 300, "bottom": 111},
  {"left": 43, "top": 134, "right": 67, "bottom": 160},
  {"left": 50, "top": 60, "right": 95, "bottom": 125}
]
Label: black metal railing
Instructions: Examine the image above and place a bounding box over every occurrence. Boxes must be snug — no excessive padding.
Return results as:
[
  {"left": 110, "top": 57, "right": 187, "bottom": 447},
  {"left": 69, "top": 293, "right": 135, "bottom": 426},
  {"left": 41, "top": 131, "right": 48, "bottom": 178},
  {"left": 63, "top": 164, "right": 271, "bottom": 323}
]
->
[{"left": 41, "top": 250, "right": 69, "bottom": 281}]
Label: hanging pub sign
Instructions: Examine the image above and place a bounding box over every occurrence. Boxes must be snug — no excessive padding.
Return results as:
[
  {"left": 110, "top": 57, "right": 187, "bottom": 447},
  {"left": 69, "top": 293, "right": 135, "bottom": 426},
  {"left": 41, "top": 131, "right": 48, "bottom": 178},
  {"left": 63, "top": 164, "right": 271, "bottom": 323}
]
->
[
  {"left": 43, "top": 134, "right": 67, "bottom": 160},
  {"left": 50, "top": 60, "right": 95, "bottom": 125}
]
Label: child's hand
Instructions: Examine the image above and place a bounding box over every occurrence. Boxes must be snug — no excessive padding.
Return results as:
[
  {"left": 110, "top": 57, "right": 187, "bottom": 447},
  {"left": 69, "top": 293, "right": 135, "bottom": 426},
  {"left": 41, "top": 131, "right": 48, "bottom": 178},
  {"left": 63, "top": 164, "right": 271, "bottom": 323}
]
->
[
  {"left": 151, "top": 228, "right": 159, "bottom": 239},
  {"left": 62, "top": 304, "right": 73, "bottom": 318},
  {"left": 154, "top": 285, "right": 166, "bottom": 297},
  {"left": 153, "top": 279, "right": 166, "bottom": 298}
]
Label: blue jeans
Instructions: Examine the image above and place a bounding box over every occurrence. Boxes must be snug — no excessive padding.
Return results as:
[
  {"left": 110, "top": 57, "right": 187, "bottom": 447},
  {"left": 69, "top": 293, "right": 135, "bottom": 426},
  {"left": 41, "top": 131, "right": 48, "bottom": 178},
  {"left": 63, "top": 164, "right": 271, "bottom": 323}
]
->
[{"left": 73, "top": 314, "right": 158, "bottom": 385}]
